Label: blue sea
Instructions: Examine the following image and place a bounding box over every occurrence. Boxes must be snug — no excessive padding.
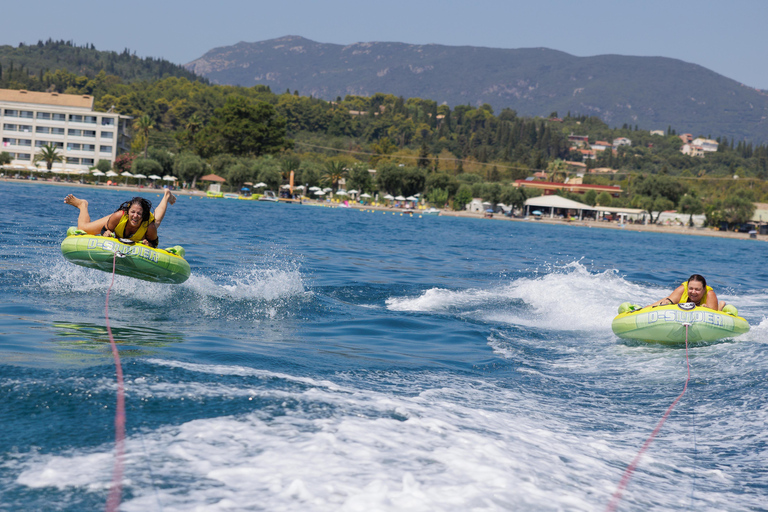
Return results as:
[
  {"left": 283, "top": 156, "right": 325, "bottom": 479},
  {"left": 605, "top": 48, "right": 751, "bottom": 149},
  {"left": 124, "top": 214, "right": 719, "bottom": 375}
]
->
[{"left": 1, "top": 181, "right": 767, "bottom": 511}]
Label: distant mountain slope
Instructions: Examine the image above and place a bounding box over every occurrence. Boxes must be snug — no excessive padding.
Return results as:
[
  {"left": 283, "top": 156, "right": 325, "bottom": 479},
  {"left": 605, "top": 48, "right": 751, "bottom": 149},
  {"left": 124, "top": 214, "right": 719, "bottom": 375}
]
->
[{"left": 187, "top": 36, "right": 768, "bottom": 142}]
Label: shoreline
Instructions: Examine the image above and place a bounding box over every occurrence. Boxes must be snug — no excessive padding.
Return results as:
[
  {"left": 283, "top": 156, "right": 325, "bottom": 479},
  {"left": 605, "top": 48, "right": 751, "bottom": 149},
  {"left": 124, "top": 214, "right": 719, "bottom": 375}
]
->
[{"left": 3, "top": 177, "right": 761, "bottom": 241}]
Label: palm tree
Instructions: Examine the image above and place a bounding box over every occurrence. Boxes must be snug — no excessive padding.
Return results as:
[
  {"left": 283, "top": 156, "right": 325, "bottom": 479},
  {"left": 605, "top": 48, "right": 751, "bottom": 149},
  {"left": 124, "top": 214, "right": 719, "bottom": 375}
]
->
[
  {"left": 321, "top": 160, "right": 348, "bottom": 192},
  {"left": 133, "top": 114, "right": 154, "bottom": 158},
  {"left": 186, "top": 113, "right": 202, "bottom": 136},
  {"left": 34, "top": 143, "right": 63, "bottom": 170}
]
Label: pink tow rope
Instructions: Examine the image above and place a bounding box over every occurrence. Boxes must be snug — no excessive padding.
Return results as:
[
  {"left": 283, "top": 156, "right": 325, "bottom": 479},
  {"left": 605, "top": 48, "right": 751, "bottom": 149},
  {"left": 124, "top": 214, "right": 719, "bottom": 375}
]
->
[
  {"left": 105, "top": 251, "right": 126, "bottom": 512},
  {"left": 605, "top": 324, "right": 692, "bottom": 511}
]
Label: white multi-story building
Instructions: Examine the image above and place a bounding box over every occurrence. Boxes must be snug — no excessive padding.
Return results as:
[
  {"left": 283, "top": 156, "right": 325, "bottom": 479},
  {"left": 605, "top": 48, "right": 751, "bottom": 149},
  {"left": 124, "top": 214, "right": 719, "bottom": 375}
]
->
[{"left": 0, "top": 88, "right": 130, "bottom": 170}]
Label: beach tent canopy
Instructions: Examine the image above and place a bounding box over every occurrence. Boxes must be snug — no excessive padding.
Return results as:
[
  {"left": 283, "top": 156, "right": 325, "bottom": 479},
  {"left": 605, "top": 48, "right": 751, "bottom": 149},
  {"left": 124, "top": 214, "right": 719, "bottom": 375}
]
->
[
  {"left": 524, "top": 195, "right": 593, "bottom": 210},
  {"left": 200, "top": 173, "right": 226, "bottom": 183}
]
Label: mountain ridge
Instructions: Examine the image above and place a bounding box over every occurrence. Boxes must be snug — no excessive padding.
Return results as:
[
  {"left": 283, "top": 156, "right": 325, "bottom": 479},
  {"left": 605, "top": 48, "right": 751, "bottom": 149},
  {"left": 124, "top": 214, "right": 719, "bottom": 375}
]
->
[{"left": 186, "top": 36, "right": 768, "bottom": 143}]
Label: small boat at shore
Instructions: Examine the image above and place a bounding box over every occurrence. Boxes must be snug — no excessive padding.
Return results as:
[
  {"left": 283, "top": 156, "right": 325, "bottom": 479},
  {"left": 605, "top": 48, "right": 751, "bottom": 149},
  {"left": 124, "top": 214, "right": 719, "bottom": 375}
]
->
[
  {"left": 422, "top": 208, "right": 441, "bottom": 216},
  {"left": 611, "top": 302, "right": 749, "bottom": 344},
  {"left": 258, "top": 190, "right": 279, "bottom": 202}
]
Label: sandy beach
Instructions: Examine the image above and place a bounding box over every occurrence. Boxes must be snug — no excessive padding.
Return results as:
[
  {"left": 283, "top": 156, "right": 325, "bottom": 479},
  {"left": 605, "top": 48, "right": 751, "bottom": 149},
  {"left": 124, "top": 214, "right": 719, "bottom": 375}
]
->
[{"left": 3, "top": 176, "right": 761, "bottom": 241}]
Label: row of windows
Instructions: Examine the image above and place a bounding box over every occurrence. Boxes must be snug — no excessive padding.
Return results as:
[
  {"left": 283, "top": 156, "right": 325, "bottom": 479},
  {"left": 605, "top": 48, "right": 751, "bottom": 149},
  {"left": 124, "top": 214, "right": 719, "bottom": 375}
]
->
[
  {"left": 3, "top": 124, "right": 113, "bottom": 138},
  {"left": 3, "top": 110, "right": 116, "bottom": 125},
  {"left": 2, "top": 153, "right": 96, "bottom": 166},
  {"left": 4, "top": 138, "right": 112, "bottom": 154}
]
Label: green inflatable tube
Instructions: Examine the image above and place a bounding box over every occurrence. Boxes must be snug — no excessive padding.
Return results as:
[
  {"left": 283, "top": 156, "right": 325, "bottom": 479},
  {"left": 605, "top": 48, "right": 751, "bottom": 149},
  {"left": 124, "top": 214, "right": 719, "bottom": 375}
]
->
[
  {"left": 61, "top": 228, "right": 190, "bottom": 284},
  {"left": 612, "top": 302, "right": 750, "bottom": 344}
]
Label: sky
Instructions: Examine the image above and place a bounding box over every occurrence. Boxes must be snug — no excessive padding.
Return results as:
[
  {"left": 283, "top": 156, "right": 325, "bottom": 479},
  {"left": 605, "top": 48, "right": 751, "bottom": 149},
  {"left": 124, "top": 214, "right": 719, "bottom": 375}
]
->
[{"left": 2, "top": 0, "right": 767, "bottom": 90}]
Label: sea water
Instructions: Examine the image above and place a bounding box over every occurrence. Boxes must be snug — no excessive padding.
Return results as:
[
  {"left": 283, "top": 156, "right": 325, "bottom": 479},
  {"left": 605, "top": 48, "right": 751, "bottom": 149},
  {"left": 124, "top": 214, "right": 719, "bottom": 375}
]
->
[{"left": 1, "top": 181, "right": 766, "bottom": 511}]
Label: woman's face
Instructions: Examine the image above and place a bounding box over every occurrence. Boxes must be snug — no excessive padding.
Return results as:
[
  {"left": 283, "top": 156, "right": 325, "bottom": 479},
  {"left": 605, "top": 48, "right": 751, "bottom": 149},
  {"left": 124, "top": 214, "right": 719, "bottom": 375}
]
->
[
  {"left": 128, "top": 203, "right": 144, "bottom": 227},
  {"left": 688, "top": 280, "right": 705, "bottom": 303}
]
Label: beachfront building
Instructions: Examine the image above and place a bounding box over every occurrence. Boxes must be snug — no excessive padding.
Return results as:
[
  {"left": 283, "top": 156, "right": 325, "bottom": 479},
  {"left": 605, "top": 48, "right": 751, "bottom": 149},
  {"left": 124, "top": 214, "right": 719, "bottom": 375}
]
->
[
  {"left": 0, "top": 88, "right": 131, "bottom": 172},
  {"left": 514, "top": 179, "right": 622, "bottom": 198}
]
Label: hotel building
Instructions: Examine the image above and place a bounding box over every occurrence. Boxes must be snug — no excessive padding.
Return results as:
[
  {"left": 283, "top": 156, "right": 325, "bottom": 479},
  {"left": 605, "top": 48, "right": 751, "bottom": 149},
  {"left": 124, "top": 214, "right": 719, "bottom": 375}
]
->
[{"left": 0, "top": 88, "right": 131, "bottom": 170}]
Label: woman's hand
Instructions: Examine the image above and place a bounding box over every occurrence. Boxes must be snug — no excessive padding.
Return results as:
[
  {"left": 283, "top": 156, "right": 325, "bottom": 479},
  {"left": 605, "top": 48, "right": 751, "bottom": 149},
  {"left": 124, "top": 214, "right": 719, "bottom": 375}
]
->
[{"left": 102, "top": 229, "right": 114, "bottom": 238}]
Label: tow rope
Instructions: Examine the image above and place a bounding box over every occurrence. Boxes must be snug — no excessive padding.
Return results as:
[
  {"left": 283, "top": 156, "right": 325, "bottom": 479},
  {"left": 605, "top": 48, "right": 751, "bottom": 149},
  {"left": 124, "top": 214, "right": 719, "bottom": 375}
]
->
[
  {"left": 105, "top": 250, "right": 126, "bottom": 512},
  {"left": 605, "top": 323, "right": 692, "bottom": 511}
]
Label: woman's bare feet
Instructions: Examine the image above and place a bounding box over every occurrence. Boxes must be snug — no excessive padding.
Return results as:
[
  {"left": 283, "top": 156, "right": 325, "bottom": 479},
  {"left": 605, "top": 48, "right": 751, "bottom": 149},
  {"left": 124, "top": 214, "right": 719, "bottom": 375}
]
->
[
  {"left": 164, "top": 188, "right": 176, "bottom": 205},
  {"left": 64, "top": 194, "right": 87, "bottom": 209}
]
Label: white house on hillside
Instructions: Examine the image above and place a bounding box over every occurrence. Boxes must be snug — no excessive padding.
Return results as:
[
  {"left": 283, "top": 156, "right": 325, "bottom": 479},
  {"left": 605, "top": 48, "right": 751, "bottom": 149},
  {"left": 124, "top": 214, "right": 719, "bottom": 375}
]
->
[
  {"left": 691, "top": 138, "right": 718, "bottom": 152},
  {"left": 612, "top": 137, "right": 632, "bottom": 148}
]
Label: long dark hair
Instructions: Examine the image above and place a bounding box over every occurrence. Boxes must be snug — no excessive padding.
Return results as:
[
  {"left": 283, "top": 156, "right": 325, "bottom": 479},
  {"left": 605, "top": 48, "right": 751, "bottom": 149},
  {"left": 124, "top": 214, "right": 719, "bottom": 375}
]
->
[
  {"left": 116, "top": 197, "right": 152, "bottom": 223},
  {"left": 688, "top": 274, "right": 707, "bottom": 288}
]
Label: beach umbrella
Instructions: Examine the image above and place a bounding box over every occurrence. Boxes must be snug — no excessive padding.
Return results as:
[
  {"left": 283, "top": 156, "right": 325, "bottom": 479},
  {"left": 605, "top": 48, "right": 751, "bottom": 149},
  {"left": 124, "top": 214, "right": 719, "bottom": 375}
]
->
[
  {"left": 383, "top": 194, "right": 394, "bottom": 200},
  {"left": 314, "top": 190, "right": 325, "bottom": 196},
  {"left": 360, "top": 193, "right": 372, "bottom": 198},
  {"left": 532, "top": 210, "right": 542, "bottom": 216},
  {"left": 280, "top": 184, "right": 292, "bottom": 189},
  {"left": 406, "top": 195, "right": 418, "bottom": 201},
  {"left": 308, "top": 186, "right": 321, "bottom": 191},
  {"left": 91, "top": 170, "right": 105, "bottom": 176},
  {"left": 241, "top": 187, "right": 250, "bottom": 191},
  {"left": 254, "top": 182, "right": 267, "bottom": 188},
  {"left": 121, "top": 171, "right": 134, "bottom": 177},
  {"left": 395, "top": 195, "right": 406, "bottom": 201},
  {"left": 323, "top": 187, "right": 333, "bottom": 192},
  {"left": 347, "top": 189, "right": 359, "bottom": 195},
  {"left": 163, "top": 175, "right": 177, "bottom": 181},
  {"left": 294, "top": 185, "right": 305, "bottom": 190},
  {"left": 105, "top": 170, "right": 118, "bottom": 177},
  {"left": 335, "top": 190, "right": 348, "bottom": 196},
  {"left": 148, "top": 174, "right": 162, "bottom": 180},
  {"left": 133, "top": 173, "right": 147, "bottom": 186}
]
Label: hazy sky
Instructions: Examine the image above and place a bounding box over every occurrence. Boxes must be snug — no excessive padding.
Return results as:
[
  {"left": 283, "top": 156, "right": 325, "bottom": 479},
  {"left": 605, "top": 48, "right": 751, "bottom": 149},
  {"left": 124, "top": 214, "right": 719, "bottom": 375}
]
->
[{"left": 3, "top": 0, "right": 766, "bottom": 89}]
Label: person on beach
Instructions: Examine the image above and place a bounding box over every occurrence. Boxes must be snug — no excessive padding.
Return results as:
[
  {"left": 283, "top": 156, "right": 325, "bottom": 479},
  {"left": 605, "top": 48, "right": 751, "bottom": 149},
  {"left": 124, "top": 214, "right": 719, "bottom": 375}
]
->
[
  {"left": 64, "top": 189, "right": 176, "bottom": 248},
  {"left": 648, "top": 274, "right": 725, "bottom": 311}
]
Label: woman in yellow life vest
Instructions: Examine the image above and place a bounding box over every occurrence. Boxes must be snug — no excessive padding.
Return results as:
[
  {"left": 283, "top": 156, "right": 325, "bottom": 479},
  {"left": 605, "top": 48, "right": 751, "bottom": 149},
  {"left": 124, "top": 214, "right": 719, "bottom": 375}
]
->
[
  {"left": 64, "top": 189, "right": 175, "bottom": 247},
  {"left": 648, "top": 274, "right": 725, "bottom": 311}
]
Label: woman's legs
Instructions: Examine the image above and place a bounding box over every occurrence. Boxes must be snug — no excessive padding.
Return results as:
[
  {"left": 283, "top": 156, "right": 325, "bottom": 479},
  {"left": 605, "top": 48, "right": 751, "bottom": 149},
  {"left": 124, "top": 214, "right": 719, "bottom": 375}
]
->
[
  {"left": 153, "top": 189, "right": 176, "bottom": 228},
  {"left": 64, "top": 195, "right": 110, "bottom": 234}
]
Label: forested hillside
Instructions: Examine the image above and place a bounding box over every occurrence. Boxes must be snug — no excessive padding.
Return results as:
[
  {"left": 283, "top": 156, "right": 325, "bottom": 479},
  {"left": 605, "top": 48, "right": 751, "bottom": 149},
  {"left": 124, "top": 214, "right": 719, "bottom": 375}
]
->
[{"left": 0, "top": 39, "right": 202, "bottom": 89}]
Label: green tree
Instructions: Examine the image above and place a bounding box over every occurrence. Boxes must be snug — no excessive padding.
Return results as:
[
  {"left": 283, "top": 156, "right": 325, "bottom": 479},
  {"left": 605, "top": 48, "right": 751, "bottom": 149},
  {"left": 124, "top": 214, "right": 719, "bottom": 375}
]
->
[
  {"left": 173, "top": 152, "right": 205, "bottom": 187},
  {"left": 595, "top": 191, "right": 612, "bottom": 206},
  {"left": 721, "top": 193, "right": 755, "bottom": 226},
  {"left": 347, "top": 165, "right": 374, "bottom": 193},
  {"left": 202, "top": 96, "right": 290, "bottom": 158},
  {"left": 253, "top": 156, "right": 282, "bottom": 191},
  {"left": 454, "top": 184, "right": 473, "bottom": 211},
  {"left": 0, "top": 152, "right": 12, "bottom": 165},
  {"left": 95, "top": 159, "right": 112, "bottom": 172},
  {"left": 133, "top": 114, "right": 154, "bottom": 158},
  {"left": 583, "top": 189, "right": 597, "bottom": 206},
  {"left": 678, "top": 194, "right": 704, "bottom": 226},
  {"left": 427, "top": 188, "right": 449, "bottom": 208},
  {"left": 131, "top": 157, "right": 163, "bottom": 177},
  {"left": 33, "top": 143, "right": 63, "bottom": 170}
]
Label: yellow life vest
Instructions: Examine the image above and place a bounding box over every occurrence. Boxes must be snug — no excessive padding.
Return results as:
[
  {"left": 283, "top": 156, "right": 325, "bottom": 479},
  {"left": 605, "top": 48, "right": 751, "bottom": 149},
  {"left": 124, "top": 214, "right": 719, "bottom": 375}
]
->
[
  {"left": 680, "top": 281, "right": 712, "bottom": 306},
  {"left": 114, "top": 211, "right": 155, "bottom": 242}
]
